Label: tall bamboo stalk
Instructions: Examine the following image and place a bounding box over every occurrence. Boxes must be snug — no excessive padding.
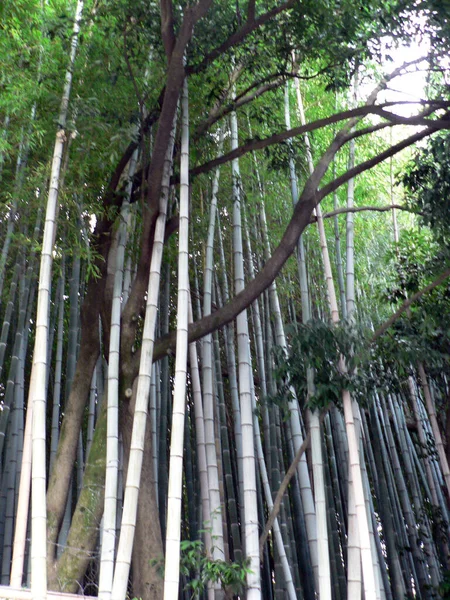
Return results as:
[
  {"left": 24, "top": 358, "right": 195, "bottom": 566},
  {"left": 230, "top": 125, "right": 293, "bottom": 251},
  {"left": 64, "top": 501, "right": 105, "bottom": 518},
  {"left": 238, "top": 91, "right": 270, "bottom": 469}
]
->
[
  {"left": 230, "top": 107, "right": 261, "bottom": 598},
  {"left": 201, "top": 130, "right": 226, "bottom": 573},
  {"left": 164, "top": 78, "right": 190, "bottom": 598},
  {"left": 98, "top": 148, "right": 137, "bottom": 599},
  {"left": 110, "top": 105, "right": 178, "bottom": 600},
  {"left": 12, "top": 1, "right": 85, "bottom": 595}
]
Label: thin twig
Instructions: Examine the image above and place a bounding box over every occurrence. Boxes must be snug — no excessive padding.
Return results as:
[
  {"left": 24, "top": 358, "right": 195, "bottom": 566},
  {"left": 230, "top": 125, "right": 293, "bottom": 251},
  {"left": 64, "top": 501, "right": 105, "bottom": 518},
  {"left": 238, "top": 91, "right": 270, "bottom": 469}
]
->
[{"left": 259, "top": 432, "right": 310, "bottom": 561}]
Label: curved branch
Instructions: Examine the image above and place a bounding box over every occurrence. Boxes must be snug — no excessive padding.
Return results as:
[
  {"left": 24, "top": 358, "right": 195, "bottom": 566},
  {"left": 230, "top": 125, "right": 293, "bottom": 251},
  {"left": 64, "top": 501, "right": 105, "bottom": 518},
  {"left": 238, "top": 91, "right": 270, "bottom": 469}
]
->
[
  {"left": 190, "top": 101, "right": 449, "bottom": 178},
  {"left": 318, "top": 203, "right": 423, "bottom": 221},
  {"left": 318, "top": 126, "right": 448, "bottom": 201},
  {"left": 153, "top": 125, "right": 444, "bottom": 361}
]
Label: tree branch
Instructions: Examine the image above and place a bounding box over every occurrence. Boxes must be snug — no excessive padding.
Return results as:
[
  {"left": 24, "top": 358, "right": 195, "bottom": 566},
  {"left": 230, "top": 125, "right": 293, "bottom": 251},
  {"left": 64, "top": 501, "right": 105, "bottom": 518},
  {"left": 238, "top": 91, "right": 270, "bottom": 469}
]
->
[
  {"left": 190, "top": 101, "right": 449, "bottom": 178},
  {"left": 318, "top": 203, "right": 422, "bottom": 221},
  {"left": 247, "top": 0, "right": 255, "bottom": 22},
  {"left": 160, "top": 0, "right": 176, "bottom": 59},
  {"left": 371, "top": 267, "right": 450, "bottom": 343},
  {"left": 152, "top": 124, "right": 446, "bottom": 362},
  {"left": 187, "top": 0, "right": 296, "bottom": 75},
  {"left": 318, "top": 125, "right": 449, "bottom": 201},
  {"left": 194, "top": 76, "right": 286, "bottom": 139}
]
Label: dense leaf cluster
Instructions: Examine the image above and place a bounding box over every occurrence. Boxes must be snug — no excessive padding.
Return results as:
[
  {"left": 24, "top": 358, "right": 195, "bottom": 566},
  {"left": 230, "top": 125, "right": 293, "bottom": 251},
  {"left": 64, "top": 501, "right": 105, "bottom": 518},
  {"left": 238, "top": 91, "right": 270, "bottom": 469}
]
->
[{"left": 403, "top": 133, "right": 450, "bottom": 245}]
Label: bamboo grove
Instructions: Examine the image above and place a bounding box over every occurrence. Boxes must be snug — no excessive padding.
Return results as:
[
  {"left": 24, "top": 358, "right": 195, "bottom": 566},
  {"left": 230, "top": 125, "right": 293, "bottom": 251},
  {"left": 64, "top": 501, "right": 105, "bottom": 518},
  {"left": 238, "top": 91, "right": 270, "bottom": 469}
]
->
[{"left": 1, "top": 1, "right": 450, "bottom": 599}]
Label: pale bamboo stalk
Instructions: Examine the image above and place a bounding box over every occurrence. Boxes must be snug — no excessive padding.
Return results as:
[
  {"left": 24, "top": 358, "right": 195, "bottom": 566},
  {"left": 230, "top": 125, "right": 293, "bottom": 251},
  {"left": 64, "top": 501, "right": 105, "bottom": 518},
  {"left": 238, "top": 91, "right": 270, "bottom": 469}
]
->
[
  {"left": 285, "top": 80, "right": 331, "bottom": 598},
  {"left": 230, "top": 107, "right": 260, "bottom": 598},
  {"left": 389, "top": 132, "right": 399, "bottom": 245},
  {"left": 201, "top": 130, "right": 226, "bottom": 567},
  {"left": 212, "top": 321, "right": 241, "bottom": 564},
  {"left": 242, "top": 207, "right": 267, "bottom": 399},
  {"left": 244, "top": 210, "right": 271, "bottom": 466},
  {"left": 332, "top": 179, "right": 347, "bottom": 319},
  {"left": 213, "top": 273, "right": 244, "bottom": 566},
  {"left": 163, "top": 78, "right": 190, "bottom": 599},
  {"left": 216, "top": 220, "right": 245, "bottom": 540},
  {"left": 19, "top": 1, "right": 84, "bottom": 595},
  {"left": 259, "top": 200, "right": 318, "bottom": 582},
  {"left": 110, "top": 105, "right": 177, "bottom": 600},
  {"left": 99, "top": 147, "right": 137, "bottom": 599},
  {"left": 296, "top": 78, "right": 379, "bottom": 599},
  {"left": 346, "top": 76, "right": 358, "bottom": 320},
  {"left": 187, "top": 298, "right": 213, "bottom": 566},
  {"left": 150, "top": 363, "right": 158, "bottom": 497},
  {"left": 158, "top": 262, "right": 171, "bottom": 532}
]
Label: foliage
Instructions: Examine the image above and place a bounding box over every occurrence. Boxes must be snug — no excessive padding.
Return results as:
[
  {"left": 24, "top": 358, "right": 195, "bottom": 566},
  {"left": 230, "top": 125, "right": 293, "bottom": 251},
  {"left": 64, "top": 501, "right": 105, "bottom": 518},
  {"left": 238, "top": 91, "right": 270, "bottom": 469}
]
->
[
  {"left": 3, "top": 0, "right": 450, "bottom": 597},
  {"left": 180, "top": 539, "right": 250, "bottom": 599},
  {"left": 151, "top": 539, "right": 250, "bottom": 599},
  {"left": 402, "top": 132, "right": 450, "bottom": 245},
  {"left": 270, "top": 302, "right": 450, "bottom": 412},
  {"left": 269, "top": 320, "right": 368, "bottom": 411}
]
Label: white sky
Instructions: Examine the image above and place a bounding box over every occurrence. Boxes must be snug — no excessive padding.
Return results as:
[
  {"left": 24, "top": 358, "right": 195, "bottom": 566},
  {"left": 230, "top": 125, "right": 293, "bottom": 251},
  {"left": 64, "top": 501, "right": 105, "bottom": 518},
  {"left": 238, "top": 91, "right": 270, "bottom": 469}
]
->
[
  {"left": 360, "top": 37, "right": 431, "bottom": 116},
  {"left": 379, "top": 40, "right": 430, "bottom": 116}
]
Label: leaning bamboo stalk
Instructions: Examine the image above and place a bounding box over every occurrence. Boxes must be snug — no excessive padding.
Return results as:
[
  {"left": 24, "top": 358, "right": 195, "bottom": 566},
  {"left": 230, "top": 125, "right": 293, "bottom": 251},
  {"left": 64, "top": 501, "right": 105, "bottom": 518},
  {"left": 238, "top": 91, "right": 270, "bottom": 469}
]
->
[
  {"left": 163, "top": 78, "right": 190, "bottom": 599},
  {"left": 408, "top": 377, "right": 440, "bottom": 507},
  {"left": 251, "top": 377, "right": 296, "bottom": 599},
  {"left": 418, "top": 362, "right": 450, "bottom": 500},
  {"left": 110, "top": 105, "right": 178, "bottom": 600}
]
